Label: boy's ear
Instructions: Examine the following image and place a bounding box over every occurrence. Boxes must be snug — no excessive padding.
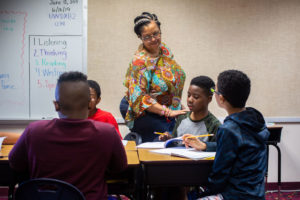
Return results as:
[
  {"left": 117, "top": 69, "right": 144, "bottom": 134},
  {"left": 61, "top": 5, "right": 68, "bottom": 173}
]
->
[
  {"left": 208, "top": 95, "right": 213, "bottom": 103},
  {"left": 96, "top": 97, "right": 101, "bottom": 105},
  {"left": 53, "top": 101, "right": 60, "bottom": 111},
  {"left": 219, "top": 95, "right": 226, "bottom": 104},
  {"left": 88, "top": 100, "right": 92, "bottom": 110}
]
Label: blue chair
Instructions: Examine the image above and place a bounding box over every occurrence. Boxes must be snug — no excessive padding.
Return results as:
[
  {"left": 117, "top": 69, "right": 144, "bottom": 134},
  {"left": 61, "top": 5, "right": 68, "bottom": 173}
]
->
[{"left": 15, "top": 178, "right": 85, "bottom": 200}]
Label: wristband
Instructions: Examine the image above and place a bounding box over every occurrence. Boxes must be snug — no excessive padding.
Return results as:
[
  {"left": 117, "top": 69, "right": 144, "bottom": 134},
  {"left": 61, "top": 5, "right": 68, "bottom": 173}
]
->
[{"left": 161, "top": 105, "right": 166, "bottom": 116}]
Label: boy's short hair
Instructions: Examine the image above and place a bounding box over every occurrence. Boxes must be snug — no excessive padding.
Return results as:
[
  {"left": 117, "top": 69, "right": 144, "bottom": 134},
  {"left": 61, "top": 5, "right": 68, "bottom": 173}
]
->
[
  {"left": 217, "top": 69, "right": 251, "bottom": 108},
  {"left": 56, "top": 71, "right": 88, "bottom": 101},
  {"left": 88, "top": 80, "right": 101, "bottom": 98},
  {"left": 190, "top": 76, "right": 215, "bottom": 96},
  {"left": 56, "top": 71, "right": 90, "bottom": 112},
  {"left": 57, "top": 71, "right": 87, "bottom": 84}
]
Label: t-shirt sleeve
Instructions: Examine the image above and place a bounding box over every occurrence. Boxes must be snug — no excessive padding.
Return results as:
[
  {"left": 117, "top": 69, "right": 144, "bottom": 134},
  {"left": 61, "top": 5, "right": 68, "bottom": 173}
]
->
[
  {"left": 107, "top": 129, "right": 128, "bottom": 172},
  {"left": 105, "top": 113, "right": 123, "bottom": 139},
  {"left": 8, "top": 127, "right": 29, "bottom": 172},
  {"left": 206, "top": 114, "right": 222, "bottom": 142},
  {"left": 172, "top": 113, "right": 186, "bottom": 137}
]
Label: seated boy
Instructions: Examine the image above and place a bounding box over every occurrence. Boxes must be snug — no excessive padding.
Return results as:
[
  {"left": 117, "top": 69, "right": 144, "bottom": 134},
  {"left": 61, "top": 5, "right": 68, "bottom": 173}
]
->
[
  {"left": 160, "top": 76, "right": 221, "bottom": 151},
  {"left": 184, "top": 70, "right": 270, "bottom": 200},
  {"left": 87, "top": 80, "right": 122, "bottom": 139},
  {"left": 9, "top": 71, "right": 127, "bottom": 200}
]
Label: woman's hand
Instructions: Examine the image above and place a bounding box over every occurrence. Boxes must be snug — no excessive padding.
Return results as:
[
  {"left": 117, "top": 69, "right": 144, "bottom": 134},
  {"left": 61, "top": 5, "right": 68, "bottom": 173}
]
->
[
  {"left": 167, "top": 109, "right": 189, "bottom": 118},
  {"left": 182, "top": 134, "right": 207, "bottom": 151},
  {"left": 158, "top": 132, "right": 172, "bottom": 141}
]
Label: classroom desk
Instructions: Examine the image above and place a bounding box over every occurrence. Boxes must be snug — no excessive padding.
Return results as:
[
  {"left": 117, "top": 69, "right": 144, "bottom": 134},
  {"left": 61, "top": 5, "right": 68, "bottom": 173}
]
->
[
  {"left": 0, "top": 142, "right": 141, "bottom": 199},
  {"left": 138, "top": 148, "right": 214, "bottom": 199},
  {"left": 124, "top": 140, "right": 137, "bottom": 151},
  {"left": 266, "top": 125, "right": 283, "bottom": 193}
]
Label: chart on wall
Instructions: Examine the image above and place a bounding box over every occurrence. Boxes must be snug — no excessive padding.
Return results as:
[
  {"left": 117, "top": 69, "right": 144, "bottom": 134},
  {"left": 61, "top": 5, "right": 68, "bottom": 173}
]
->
[{"left": 0, "top": 0, "right": 87, "bottom": 120}]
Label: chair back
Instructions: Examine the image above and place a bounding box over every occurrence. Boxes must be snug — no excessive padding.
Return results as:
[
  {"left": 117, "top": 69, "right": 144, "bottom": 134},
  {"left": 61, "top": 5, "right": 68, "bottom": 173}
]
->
[
  {"left": 124, "top": 132, "right": 142, "bottom": 145},
  {"left": 15, "top": 178, "right": 85, "bottom": 200}
]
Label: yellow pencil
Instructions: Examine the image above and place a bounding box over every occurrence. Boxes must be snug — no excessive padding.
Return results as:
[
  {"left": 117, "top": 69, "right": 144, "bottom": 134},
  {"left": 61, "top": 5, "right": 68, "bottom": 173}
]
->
[
  {"left": 154, "top": 132, "right": 166, "bottom": 135},
  {"left": 186, "top": 134, "right": 214, "bottom": 139},
  {"left": 204, "top": 156, "right": 215, "bottom": 160}
]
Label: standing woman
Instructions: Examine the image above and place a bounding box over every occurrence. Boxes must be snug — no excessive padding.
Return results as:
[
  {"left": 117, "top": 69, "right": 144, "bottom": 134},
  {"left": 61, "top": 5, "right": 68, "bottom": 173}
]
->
[{"left": 121, "top": 12, "right": 187, "bottom": 142}]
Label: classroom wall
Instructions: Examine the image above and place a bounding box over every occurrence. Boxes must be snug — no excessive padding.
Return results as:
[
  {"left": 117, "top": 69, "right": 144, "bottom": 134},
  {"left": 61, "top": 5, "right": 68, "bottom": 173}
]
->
[{"left": 88, "top": 0, "right": 300, "bottom": 119}]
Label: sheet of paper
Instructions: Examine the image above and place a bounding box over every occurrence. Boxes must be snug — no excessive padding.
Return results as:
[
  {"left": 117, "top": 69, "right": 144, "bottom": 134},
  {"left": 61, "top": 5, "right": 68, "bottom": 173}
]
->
[
  {"left": 0, "top": 137, "right": 6, "bottom": 151},
  {"left": 122, "top": 140, "right": 128, "bottom": 146},
  {"left": 137, "top": 142, "right": 165, "bottom": 149},
  {"left": 150, "top": 148, "right": 216, "bottom": 160}
]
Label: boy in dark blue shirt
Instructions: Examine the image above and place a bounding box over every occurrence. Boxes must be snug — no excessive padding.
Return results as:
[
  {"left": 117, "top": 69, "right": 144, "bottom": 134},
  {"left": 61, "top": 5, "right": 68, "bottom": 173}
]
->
[{"left": 184, "top": 70, "right": 269, "bottom": 200}]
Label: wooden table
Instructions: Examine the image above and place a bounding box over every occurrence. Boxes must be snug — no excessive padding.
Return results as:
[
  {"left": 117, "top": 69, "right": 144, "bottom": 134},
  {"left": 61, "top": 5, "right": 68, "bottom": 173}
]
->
[
  {"left": 124, "top": 140, "right": 137, "bottom": 151},
  {"left": 1, "top": 142, "right": 139, "bottom": 163},
  {"left": 0, "top": 145, "right": 12, "bottom": 161},
  {"left": 138, "top": 148, "right": 214, "bottom": 199},
  {"left": 138, "top": 148, "right": 213, "bottom": 186}
]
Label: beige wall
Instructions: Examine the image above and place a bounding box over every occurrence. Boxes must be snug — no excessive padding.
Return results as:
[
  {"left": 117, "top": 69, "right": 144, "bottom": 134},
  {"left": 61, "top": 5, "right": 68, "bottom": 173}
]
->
[{"left": 88, "top": 0, "right": 300, "bottom": 119}]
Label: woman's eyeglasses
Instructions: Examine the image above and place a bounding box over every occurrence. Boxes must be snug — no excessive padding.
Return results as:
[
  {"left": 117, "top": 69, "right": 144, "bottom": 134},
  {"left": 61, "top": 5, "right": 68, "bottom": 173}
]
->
[{"left": 141, "top": 31, "right": 161, "bottom": 42}]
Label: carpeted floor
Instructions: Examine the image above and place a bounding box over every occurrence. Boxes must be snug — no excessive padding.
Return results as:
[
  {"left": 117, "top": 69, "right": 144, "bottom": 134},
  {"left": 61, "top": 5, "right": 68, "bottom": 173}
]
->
[
  {"left": 266, "top": 191, "right": 300, "bottom": 200},
  {"left": 1, "top": 187, "right": 300, "bottom": 199}
]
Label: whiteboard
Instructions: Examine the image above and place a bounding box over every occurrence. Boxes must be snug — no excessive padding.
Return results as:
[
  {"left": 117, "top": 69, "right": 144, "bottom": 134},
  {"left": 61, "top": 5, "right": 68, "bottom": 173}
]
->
[{"left": 0, "top": 0, "right": 87, "bottom": 120}]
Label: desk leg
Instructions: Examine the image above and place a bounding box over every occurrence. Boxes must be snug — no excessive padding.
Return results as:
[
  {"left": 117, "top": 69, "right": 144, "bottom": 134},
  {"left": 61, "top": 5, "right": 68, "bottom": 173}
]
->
[
  {"left": 268, "top": 143, "right": 281, "bottom": 199},
  {"left": 273, "top": 144, "right": 281, "bottom": 198},
  {"left": 265, "top": 145, "right": 269, "bottom": 188}
]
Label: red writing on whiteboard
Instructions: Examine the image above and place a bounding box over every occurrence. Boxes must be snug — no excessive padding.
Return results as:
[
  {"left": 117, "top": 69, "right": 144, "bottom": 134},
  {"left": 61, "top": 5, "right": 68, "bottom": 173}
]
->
[{"left": 37, "top": 80, "right": 56, "bottom": 90}]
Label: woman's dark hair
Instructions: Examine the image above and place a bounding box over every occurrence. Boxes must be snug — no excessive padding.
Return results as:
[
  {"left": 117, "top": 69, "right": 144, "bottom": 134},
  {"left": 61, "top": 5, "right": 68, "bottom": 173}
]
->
[
  {"left": 217, "top": 69, "right": 251, "bottom": 108},
  {"left": 88, "top": 80, "right": 101, "bottom": 98},
  {"left": 190, "top": 76, "right": 215, "bottom": 97},
  {"left": 134, "top": 12, "right": 161, "bottom": 36}
]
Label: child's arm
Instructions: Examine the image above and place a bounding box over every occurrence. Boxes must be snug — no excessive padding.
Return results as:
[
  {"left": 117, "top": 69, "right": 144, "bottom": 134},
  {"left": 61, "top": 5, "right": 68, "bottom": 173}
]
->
[{"left": 207, "top": 127, "right": 239, "bottom": 194}]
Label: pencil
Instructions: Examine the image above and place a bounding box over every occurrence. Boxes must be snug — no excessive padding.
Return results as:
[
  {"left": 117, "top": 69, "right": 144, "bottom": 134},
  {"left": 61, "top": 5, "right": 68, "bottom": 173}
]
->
[
  {"left": 204, "top": 156, "right": 215, "bottom": 160},
  {"left": 186, "top": 134, "right": 214, "bottom": 139},
  {"left": 154, "top": 132, "right": 166, "bottom": 135}
]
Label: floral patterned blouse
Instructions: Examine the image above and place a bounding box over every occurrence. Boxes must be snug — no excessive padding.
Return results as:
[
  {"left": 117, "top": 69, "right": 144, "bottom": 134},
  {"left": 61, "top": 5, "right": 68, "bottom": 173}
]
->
[{"left": 124, "top": 42, "right": 186, "bottom": 127}]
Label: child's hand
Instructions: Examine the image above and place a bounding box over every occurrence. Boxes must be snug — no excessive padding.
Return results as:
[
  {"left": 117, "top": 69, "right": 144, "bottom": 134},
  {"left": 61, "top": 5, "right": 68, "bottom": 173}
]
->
[
  {"left": 158, "top": 132, "right": 172, "bottom": 141},
  {"left": 182, "top": 134, "right": 207, "bottom": 151}
]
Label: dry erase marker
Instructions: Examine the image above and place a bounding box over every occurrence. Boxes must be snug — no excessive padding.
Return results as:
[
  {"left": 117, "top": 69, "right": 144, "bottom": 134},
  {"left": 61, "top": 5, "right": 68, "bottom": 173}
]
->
[{"left": 186, "top": 134, "right": 214, "bottom": 139}]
